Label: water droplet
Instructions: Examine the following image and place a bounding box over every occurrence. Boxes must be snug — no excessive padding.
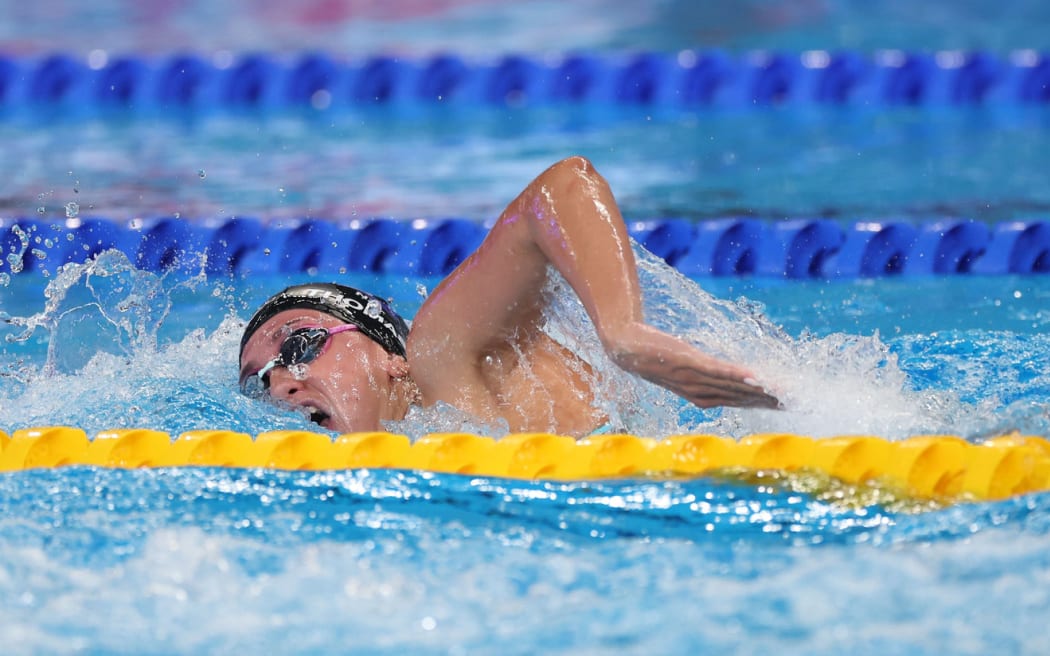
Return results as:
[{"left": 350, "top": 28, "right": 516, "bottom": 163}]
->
[
  {"left": 198, "top": 169, "right": 207, "bottom": 179},
  {"left": 0, "top": 272, "right": 10, "bottom": 286},
  {"left": 65, "top": 202, "right": 79, "bottom": 219},
  {"left": 174, "top": 212, "right": 181, "bottom": 219},
  {"left": 364, "top": 299, "right": 382, "bottom": 318},
  {"left": 5, "top": 253, "right": 24, "bottom": 273},
  {"left": 37, "top": 206, "right": 45, "bottom": 215},
  {"left": 263, "top": 248, "right": 271, "bottom": 256},
  {"left": 288, "top": 363, "right": 309, "bottom": 380}
]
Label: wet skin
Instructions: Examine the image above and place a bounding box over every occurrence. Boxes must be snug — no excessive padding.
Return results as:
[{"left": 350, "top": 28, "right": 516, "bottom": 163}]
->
[{"left": 240, "top": 156, "right": 778, "bottom": 435}]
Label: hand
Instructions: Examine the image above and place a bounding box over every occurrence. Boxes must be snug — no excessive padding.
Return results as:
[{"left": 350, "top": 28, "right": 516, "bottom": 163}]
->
[{"left": 602, "top": 322, "right": 780, "bottom": 410}]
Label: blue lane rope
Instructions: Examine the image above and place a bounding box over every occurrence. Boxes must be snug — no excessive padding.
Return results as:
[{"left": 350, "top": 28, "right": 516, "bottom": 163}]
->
[
  {"left": 1, "top": 50, "right": 1048, "bottom": 114},
  {"left": 2, "top": 216, "right": 1048, "bottom": 279}
]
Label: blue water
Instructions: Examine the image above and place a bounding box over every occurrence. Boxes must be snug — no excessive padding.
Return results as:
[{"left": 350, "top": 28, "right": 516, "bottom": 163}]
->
[
  {"left": 2, "top": 249, "right": 1050, "bottom": 654},
  {"left": 0, "top": 464, "right": 1046, "bottom": 655},
  {"left": 4, "top": 0, "right": 1050, "bottom": 654},
  {"left": 4, "top": 0, "right": 1050, "bottom": 57},
  {"left": 4, "top": 100, "right": 1050, "bottom": 227}
]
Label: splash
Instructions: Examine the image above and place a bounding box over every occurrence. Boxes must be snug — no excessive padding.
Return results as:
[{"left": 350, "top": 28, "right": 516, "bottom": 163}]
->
[
  {"left": 542, "top": 243, "right": 978, "bottom": 440},
  {"left": 0, "top": 242, "right": 1011, "bottom": 440},
  {"left": 390, "top": 400, "right": 511, "bottom": 439},
  {"left": 3, "top": 224, "right": 31, "bottom": 277},
  {"left": 4, "top": 250, "right": 190, "bottom": 375},
  {"left": 0, "top": 249, "right": 318, "bottom": 436}
]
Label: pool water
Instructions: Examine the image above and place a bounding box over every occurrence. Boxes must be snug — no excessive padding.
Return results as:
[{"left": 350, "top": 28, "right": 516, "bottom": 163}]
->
[
  {"left": 1, "top": 464, "right": 1047, "bottom": 655},
  {"left": 3, "top": 247, "right": 1050, "bottom": 440},
  {"left": 1, "top": 245, "right": 1049, "bottom": 654},
  {"left": 5, "top": 108, "right": 1050, "bottom": 225}
]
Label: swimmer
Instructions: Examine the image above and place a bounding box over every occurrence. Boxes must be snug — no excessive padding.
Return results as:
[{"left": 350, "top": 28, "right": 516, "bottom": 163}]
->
[{"left": 239, "top": 156, "right": 779, "bottom": 436}]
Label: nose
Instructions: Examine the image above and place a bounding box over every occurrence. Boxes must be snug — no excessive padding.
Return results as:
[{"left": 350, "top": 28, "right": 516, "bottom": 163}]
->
[{"left": 266, "top": 366, "right": 304, "bottom": 400}]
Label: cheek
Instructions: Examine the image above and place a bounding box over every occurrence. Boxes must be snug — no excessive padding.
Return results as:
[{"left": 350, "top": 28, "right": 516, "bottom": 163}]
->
[{"left": 327, "top": 346, "right": 381, "bottom": 392}]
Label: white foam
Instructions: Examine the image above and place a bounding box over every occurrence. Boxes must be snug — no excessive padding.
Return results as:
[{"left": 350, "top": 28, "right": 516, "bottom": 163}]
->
[{"left": 542, "top": 244, "right": 979, "bottom": 439}]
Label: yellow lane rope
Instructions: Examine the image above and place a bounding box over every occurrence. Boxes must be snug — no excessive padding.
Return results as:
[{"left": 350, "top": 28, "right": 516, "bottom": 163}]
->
[{"left": 1, "top": 427, "right": 1048, "bottom": 501}]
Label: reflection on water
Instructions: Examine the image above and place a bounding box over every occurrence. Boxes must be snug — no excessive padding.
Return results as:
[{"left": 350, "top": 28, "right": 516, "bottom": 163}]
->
[
  {"left": 5, "top": 111, "right": 1050, "bottom": 226},
  {"left": 0, "top": 465, "right": 1047, "bottom": 655},
  {"left": 4, "top": 0, "right": 1050, "bottom": 56}
]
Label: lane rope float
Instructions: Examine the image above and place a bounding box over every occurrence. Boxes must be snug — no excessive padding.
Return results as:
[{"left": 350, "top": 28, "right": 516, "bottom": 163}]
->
[
  {"left": 2, "top": 50, "right": 1048, "bottom": 114},
  {"left": 3, "top": 216, "right": 1048, "bottom": 279},
  {"left": 1, "top": 427, "right": 1048, "bottom": 502}
]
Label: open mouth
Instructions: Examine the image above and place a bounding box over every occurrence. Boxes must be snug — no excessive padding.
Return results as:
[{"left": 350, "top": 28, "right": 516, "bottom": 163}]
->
[
  {"left": 270, "top": 396, "right": 335, "bottom": 431},
  {"left": 305, "top": 406, "right": 331, "bottom": 427}
]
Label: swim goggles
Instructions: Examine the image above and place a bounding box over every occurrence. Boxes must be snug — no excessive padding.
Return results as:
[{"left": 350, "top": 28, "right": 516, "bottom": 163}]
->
[{"left": 240, "top": 324, "right": 358, "bottom": 395}]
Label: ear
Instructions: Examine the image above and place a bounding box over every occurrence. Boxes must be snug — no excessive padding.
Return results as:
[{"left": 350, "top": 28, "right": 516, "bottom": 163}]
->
[{"left": 380, "top": 351, "right": 411, "bottom": 379}]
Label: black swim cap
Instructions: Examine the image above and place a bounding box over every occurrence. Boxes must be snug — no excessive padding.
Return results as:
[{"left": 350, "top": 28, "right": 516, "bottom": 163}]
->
[{"left": 240, "top": 283, "right": 410, "bottom": 360}]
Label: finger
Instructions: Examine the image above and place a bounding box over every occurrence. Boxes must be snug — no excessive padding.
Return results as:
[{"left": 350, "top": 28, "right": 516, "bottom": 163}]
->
[
  {"left": 674, "top": 378, "right": 780, "bottom": 409},
  {"left": 673, "top": 376, "right": 777, "bottom": 403},
  {"left": 690, "top": 392, "right": 779, "bottom": 409}
]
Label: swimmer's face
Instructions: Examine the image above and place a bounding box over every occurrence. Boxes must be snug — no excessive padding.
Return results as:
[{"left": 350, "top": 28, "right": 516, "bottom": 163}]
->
[{"left": 239, "top": 309, "right": 407, "bottom": 432}]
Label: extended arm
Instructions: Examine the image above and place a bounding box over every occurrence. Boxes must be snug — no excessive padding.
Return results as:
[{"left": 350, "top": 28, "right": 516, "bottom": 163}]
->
[{"left": 409, "top": 156, "right": 778, "bottom": 409}]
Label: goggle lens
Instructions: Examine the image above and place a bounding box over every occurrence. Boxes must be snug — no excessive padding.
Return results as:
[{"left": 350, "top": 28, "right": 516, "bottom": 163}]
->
[{"left": 240, "top": 324, "right": 357, "bottom": 395}]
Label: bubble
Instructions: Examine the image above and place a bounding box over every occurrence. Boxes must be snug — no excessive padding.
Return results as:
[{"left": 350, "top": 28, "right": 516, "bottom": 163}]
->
[
  {"left": 364, "top": 299, "right": 382, "bottom": 319},
  {"left": 37, "top": 207, "right": 45, "bottom": 215},
  {"left": 198, "top": 169, "right": 207, "bottom": 179},
  {"left": 6, "top": 253, "right": 24, "bottom": 273},
  {"left": 65, "top": 202, "right": 80, "bottom": 219}
]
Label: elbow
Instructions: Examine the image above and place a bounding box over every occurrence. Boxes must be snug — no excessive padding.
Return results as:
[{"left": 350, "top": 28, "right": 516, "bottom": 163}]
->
[
  {"left": 547, "top": 155, "right": 596, "bottom": 181},
  {"left": 556, "top": 154, "right": 595, "bottom": 172},
  {"left": 533, "top": 155, "right": 606, "bottom": 203}
]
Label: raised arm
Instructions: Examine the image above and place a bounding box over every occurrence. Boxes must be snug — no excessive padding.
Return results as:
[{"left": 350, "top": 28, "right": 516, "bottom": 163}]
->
[{"left": 408, "top": 156, "right": 778, "bottom": 409}]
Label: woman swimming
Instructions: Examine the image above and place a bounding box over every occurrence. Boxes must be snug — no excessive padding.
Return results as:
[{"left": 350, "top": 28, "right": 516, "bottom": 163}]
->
[{"left": 238, "top": 156, "right": 779, "bottom": 436}]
